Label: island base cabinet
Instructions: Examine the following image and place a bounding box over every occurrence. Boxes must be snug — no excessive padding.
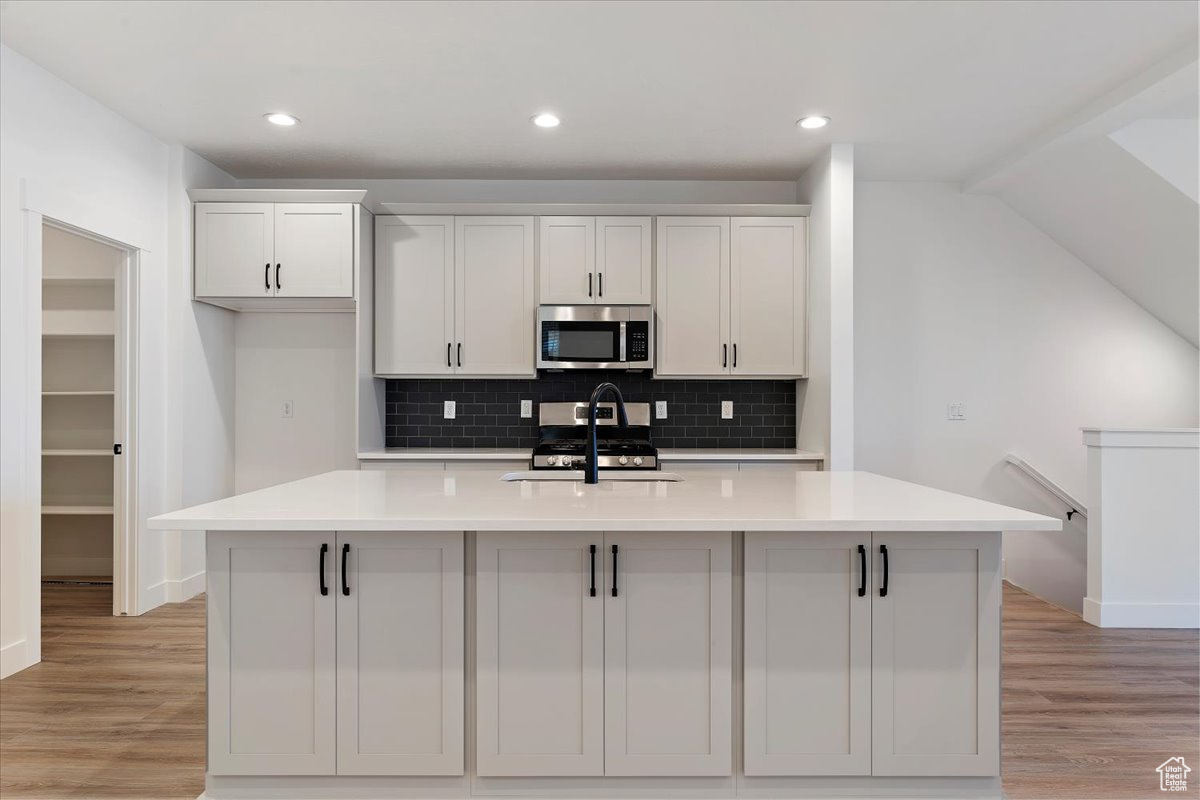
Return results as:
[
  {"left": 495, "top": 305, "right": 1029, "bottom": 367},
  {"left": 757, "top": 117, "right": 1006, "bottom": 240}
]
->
[
  {"left": 207, "top": 530, "right": 465, "bottom": 778},
  {"left": 207, "top": 531, "right": 337, "bottom": 776},
  {"left": 871, "top": 532, "right": 1001, "bottom": 777},
  {"left": 743, "top": 532, "right": 871, "bottom": 776}
]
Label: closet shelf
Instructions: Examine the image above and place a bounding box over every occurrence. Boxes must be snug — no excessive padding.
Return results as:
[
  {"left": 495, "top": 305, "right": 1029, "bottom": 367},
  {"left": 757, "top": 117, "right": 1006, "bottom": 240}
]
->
[
  {"left": 42, "top": 390, "right": 115, "bottom": 397},
  {"left": 42, "top": 449, "right": 112, "bottom": 457},
  {"left": 42, "top": 276, "right": 115, "bottom": 286},
  {"left": 42, "top": 505, "right": 115, "bottom": 516}
]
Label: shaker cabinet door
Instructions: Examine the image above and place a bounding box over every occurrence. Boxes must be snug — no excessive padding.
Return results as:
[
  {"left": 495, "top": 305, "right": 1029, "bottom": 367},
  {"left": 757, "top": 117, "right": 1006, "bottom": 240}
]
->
[
  {"left": 194, "top": 202, "right": 275, "bottom": 298},
  {"left": 603, "top": 531, "right": 733, "bottom": 776},
  {"left": 654, "top": 217, "right": 730, "bottom": 376},
  {"left": 871, "top": 532, "right": 1001, "bottom": 776},
  {"left": 730, "top": 217, "right": 806, "bottom": 376},
  {"left": 595, "top": 216, "right": 652, "bottom": 304},
  {"left": 375, "top": 216, "right": 455, "bottom": 375},
  {"left": 743, "top": 532, "right": 871, "bottom": 776},
  {"left": 539, "top": 216, "right": 595, "bottom": 305},
  {"left": 207, "top": 531, "right": 336, "bottom": 776},
  {"left": 475, "top": 531, "right": 604, "bottom": 776},
  {"left": 272, "top": 203, "right": 354, "bottom": 298},
  {"left": 455, "top": 216, "right": 536, "bottom": 376},
  {"left": 336, "top": 532, "right": 464, "bottom": 776}
]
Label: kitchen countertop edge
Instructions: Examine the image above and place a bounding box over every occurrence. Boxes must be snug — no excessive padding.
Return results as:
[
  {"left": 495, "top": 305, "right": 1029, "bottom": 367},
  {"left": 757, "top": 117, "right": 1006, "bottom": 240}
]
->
[{"left": 358, "top": 447, "right": 826, "bottom": 462}]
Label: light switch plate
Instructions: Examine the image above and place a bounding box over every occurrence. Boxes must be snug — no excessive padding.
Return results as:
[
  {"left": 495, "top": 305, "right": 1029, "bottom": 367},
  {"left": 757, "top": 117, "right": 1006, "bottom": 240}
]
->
[
  {"left": 444, "top": 400, "right": 456, "bottom": 420},
  {"left": 282, "top": 400, "right": 293, "bottom": 419},
  {"left": 520, "top": 399, "right": 533, "bottom": 418},
  {"left": 946, "top": 402, "right": 966, "bottom": 421},
  {"left": 655, "top": 401, "right": 668, "bottom": 419},
  {"left": 721, "top": 401, "right": 734, "bottom": 419}
]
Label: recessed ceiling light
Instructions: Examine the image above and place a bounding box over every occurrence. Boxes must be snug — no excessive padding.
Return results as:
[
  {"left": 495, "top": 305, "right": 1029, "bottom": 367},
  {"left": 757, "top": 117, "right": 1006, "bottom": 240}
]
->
[
  {"left": 265, "top": 112, "right": 299, "bottom": 127},
  {"left": 532, "top": 112, "right": 561, "bottom": 129},
  {"left": 797, "top": 115, "right": 830, "bottom": 130}
]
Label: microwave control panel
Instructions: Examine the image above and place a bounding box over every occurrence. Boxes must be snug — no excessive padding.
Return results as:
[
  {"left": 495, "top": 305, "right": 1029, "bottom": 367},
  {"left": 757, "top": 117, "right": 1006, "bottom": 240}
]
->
[{"left": 626, "top": 322, "right": 650, "bottom": 362}]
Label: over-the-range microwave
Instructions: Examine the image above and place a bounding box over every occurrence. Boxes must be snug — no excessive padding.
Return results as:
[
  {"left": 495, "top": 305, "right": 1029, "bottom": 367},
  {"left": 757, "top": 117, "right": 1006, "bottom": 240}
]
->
[{"left": 536, "top": 305, "right": 653, "bottom": 370}]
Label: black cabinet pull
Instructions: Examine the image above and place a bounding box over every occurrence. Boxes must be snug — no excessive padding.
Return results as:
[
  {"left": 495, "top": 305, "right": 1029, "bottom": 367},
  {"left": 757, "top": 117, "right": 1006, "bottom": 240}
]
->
[
  {"left": 588, "top": 273, "right": 593, "bottom": 297},
  {"left": 611, "top": 544, "right": 619, "bottom": 597},
  {"left": 733, "top": 343, "right": 738, "bottom": 368},
  {"left": 341, "top": 543, "right": 350, "bottom": 596},
  {"left": 857, "top": 544, "right": 867, "bottom": 597},
  {"left": 879, "top": 544, "right": 889, "bottom": 597},
  {"left": 265, "top": 263, "right": 271, "bottom": 290},
  {"left": 457, "top": 343, "right": 462, "bottom": 368},
  {"left": 589, "top": 544, "right": 597, "bottom": 597},
  {"left": 723, "top": 344, "right": 728, "bottom": 369},
  {"left": 319, "top": 543, "right": 329, "bottom": 596},
  {"left": 275, "top": 263, "right": 281, "bottom": 290},
  {"left": 447, "top": 343, "right": 452, "bottom": 368},
  {"left": 598, "top": 273, "right": 603, "bottom": 297}
]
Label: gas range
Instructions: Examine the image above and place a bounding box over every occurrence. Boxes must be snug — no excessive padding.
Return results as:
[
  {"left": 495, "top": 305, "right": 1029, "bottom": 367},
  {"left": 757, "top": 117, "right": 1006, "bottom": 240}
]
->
[{"left": 531, "top": 402, "right": 658, "bottom": 470}]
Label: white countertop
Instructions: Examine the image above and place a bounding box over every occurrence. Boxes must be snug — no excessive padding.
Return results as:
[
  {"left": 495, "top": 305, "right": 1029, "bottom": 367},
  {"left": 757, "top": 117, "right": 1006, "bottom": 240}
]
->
[
  {"left": 149, "top": 469, "right": 1059, "bottom": 533},
  {"left": 357, "top": 447, "right": 825, "bottom": 462}
]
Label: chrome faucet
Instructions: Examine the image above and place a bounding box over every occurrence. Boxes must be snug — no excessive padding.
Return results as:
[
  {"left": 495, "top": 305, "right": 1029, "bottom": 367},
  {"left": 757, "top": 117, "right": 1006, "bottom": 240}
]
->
[{"left": 585, "top": 382, "right": 629, "bottom": 484}]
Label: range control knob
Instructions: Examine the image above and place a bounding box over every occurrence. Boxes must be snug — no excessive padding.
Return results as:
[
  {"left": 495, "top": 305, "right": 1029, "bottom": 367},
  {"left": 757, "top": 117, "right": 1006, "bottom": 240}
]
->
[
  {"left": 561, "top": 456, "right": 573, "bottom": 468},
  {"left": 618, "top": 455, "right": 629, "bottom": 466},
  {"left": 546, "top": 455, "right": 558, "bottom": 466},
  {"left": 632, "top": 456, "right": 644, "bottom": 467}
]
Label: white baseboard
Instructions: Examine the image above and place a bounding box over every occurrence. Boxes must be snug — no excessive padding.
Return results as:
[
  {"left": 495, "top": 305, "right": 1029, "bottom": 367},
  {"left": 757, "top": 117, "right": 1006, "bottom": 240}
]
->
[
  {"left": 166, "top": 570, "right": 206, "bottom": 603},
  {"left": 0, "top": 637, "right": 35, "bottom": 679},
  {"left": 140, "top": 579, "right": 168, "bottom": 615},
  {"left": 1083, "top": 597, "right": 1200, "bottom": 628}
]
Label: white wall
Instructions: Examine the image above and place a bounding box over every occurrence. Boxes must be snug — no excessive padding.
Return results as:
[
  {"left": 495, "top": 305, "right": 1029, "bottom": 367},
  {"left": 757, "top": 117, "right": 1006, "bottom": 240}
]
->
[
  {"left": 234, "top": 313, "right": 358, "bottom": 493},
  {"left": 854, "top": 181, "right": 1199, "bottom": 612}
]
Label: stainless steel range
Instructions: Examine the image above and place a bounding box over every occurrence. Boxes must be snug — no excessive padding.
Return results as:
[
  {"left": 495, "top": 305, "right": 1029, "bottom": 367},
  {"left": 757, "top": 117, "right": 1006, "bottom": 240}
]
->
[{"left": 531, "top": 401, "right": 657, "bottom": 470}]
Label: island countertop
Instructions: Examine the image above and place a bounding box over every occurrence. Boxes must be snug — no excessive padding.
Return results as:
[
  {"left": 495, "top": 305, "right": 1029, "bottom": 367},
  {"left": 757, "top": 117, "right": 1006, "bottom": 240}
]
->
[{"left": 148, "top": 469, "right": 1061, "bottom": 533}]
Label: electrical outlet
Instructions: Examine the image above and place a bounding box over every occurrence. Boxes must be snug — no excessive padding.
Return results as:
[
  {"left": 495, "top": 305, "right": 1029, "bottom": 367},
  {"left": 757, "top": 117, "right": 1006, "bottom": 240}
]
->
[
  {"left": 720, "top": 401, "right": 734, "bottom": 419},
  {"left": 520, "top": 399, "right": 533, "bottom": 418},
  {"left": 282, "top": 400, "right": 293, "bottom": 418},
  {"left": 655, "top": 401, "right": 668, "bottom": 419},
  {"left": 443, "top": 400, "right": 456, "bottom": 420},
  {"left": 946, "top": 402, "right": 966, "bottom": 421}
]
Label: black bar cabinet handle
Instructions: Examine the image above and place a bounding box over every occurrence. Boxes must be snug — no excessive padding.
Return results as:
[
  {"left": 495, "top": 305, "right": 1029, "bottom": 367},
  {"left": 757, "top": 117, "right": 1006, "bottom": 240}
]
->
[
  {"left": 723, "top": 344, "right": 728, "bottom": 368},
  {"left": 857, "top": 544, "right": 866, "bottom": 597},
  {"left": 588, "top": 273, "right": 593, "bottom": 297},
  {"left": 447, "top": 343, "right": 452, "bottom": 368},
  {"left": 275, "top": 263, "right": 281, "bottom": 290},
  {"left": 589, "top": 544, "right": 597, "bottom": 597},
  {"left": 265, "top": 263, "right": 271, "bottom": 290},
  {"left": 341, "top": 543, "right": 350, "bottom": 596},
  {"left": 598, "top": 273, "right": 603, "bottom": 297},
  {"left": 733, "top": 343, "right": 738, "bottom": 368},
  {"left": 457, "top": 343, "right": 462, "bottom": 368},
  {"left": 318, "top": 543, "right": 329, "bottom": 596},
  {"left": 879, "top": 544, "right": 889, "bottom": 597},
  {"left": 611, "top": 544, "right": 619, "bottom": 597}
]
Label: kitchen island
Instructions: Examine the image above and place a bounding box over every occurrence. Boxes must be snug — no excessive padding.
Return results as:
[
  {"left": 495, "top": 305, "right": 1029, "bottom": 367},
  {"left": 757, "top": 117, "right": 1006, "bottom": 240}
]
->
[{"left": 150, "top": 469, "right": 1060, "bottom": 800}]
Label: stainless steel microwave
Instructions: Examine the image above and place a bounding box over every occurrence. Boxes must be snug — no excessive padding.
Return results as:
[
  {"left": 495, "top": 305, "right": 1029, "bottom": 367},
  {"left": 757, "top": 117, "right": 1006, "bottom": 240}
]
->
[{"left": 536, "top": 305, "right": 653, "bottom": 370}]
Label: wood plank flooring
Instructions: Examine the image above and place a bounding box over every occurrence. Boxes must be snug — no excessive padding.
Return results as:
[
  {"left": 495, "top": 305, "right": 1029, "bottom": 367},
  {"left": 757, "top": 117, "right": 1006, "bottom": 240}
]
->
[{"left": 1, "top": 582, "right": 1196, "bottom": 799}]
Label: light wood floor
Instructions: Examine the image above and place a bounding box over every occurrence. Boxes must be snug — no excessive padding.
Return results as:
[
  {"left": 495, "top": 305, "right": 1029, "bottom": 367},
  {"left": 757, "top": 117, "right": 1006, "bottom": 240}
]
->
[{"left": 0, "top": 583, "right": 1196, "bottom": 799}]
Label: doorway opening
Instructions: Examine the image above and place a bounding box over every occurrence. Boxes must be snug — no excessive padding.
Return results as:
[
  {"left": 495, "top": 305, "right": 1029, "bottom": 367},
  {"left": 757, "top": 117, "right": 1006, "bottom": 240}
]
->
[{"left": 39, "top": 221, "right": 138, "bottom": 616}]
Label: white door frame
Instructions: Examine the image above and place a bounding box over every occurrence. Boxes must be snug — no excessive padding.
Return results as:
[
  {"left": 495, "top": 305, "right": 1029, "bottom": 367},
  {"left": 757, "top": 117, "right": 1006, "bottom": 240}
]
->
[{"left": 36, "top": 215, "right": 141, "bottom": 618}]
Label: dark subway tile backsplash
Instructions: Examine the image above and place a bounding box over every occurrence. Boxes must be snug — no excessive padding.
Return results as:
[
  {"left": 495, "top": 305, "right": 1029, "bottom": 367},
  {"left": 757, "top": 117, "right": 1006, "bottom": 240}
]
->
[{"left": 385, "top": 370, "right": 796, "bottom": 449}]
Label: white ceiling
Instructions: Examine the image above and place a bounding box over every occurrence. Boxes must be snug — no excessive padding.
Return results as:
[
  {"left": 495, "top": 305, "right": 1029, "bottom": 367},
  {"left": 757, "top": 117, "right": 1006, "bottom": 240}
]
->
[{"left": 1, "top": 0, "right": 1194, "bottom": 180}]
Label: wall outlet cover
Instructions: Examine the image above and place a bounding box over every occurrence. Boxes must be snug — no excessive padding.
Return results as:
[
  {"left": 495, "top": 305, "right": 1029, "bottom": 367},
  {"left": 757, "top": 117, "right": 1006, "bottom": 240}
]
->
[
  {"left": 721, "top": 401, "right": 734, "bottom": 419},
  {"left": 444, "top": 400, "right": 456, "bottom": 420},
  {"left": 655, "top": 400, "right": 668, "bottom": 419},
  {"left": 946, "top": 402, "right": 966, "bottom": 421},
  {"left": 282, "top": 400, "right": 293, "bottom": 418},
  {"left": 520, "top": 399, "right": 533, "bottom": 418}
]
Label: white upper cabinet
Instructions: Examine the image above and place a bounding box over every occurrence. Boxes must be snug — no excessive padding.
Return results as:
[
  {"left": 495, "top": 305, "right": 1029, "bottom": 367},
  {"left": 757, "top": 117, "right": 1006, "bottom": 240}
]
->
[
  {"left": 375, "top": 216, "right": 455, "bottom": 375},
  {"left": 871, "top": 532, "right": 1001, "bottom": 777},
  {"left": 730, "top": 217, "right": 807, "bottom": 376},
  {"left": 538, "top": 216, "right": 652, "bottom": 305},
  {"left": 194, "top": 203, "right": 275, "bottom": 298},
  {"left": 539, "top": 216, "right": 595, "bottom": 304},
  {"left": 194, "top": 201, "right": 355, "bottom": 305},
  {"left": 604, "top": 531, "right": 732, "bottom": 777},
  {"left": 273, "top": 204, "right": 354, "bottom": 298},
  {"left": 655, "top": 216, "right": 806, "bottom": 377},
  {"left": 655, "top": 217, "right": 730, "bottom": 376},
  {"left": 375, "top": 215, "right": 535, "bottom": 377},
  {"left": 475, "top": 531, "right": 604, "bottom": 777},
  {"left": 455, "top": 216, "right": 536, "bottom": 375},
  {"left": 744, "top": 532, "right": 871, "bottom": 776},
  {"left": 336, "top": 531, "right": 464, "bottom": 776}
]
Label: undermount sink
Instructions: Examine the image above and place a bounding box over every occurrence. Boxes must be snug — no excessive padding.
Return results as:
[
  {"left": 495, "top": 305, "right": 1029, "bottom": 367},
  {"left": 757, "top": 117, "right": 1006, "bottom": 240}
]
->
[{"left": 501, "top": 471, "right": 685, "bottom": 482}]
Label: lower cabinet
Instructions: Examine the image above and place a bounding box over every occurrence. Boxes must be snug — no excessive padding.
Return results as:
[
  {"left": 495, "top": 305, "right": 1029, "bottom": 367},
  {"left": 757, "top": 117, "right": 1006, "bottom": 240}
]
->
[
  {"left": 206, "top": 530, "right": 464, "bottom": 777},
  {"left": 475, "top": 530, "right": 733, "bottom": 777},
  {"left": 744, "top": 531, "right": 1000, "bottom": 778}
]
